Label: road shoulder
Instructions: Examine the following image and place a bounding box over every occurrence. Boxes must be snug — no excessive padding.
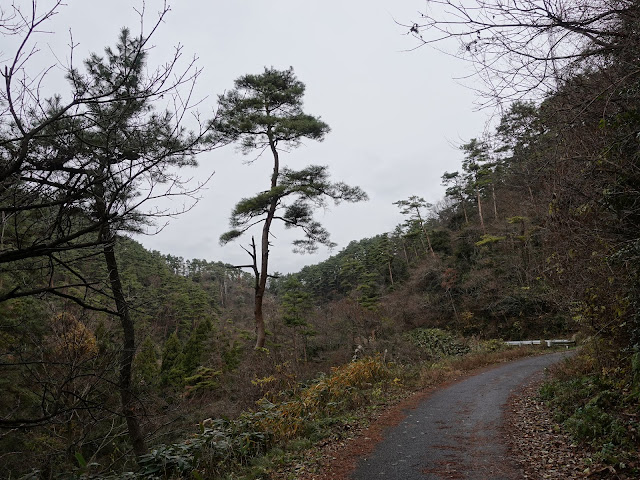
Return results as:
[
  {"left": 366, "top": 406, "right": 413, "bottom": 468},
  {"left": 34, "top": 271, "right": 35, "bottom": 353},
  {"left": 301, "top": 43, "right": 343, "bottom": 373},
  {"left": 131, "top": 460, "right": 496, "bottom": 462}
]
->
[{"left": 504, "top": 375, "right": 629, "bottom": 480}]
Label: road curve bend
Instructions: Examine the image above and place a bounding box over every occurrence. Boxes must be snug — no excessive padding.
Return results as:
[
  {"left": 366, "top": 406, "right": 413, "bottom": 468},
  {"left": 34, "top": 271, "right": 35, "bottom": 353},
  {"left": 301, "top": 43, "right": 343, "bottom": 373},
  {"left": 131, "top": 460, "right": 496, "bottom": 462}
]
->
[{"left": 351, "top": 352, "right": 571, "bottom": 480}]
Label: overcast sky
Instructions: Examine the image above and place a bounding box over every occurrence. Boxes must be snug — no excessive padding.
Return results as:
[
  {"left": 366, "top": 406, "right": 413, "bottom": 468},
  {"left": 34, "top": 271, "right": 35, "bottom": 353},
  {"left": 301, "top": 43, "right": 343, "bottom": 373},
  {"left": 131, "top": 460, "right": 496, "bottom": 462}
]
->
[{"left": 15, "top": 0, "right": 487, "bottom": 273}]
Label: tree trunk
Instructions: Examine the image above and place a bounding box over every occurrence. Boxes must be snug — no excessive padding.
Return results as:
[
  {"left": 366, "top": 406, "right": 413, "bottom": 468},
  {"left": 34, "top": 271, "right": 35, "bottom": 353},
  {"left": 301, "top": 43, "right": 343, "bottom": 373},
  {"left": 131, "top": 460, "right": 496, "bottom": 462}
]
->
[
  {"left": 424, "top": 229, "right": 436, "bottom": 258},
  {"left": 415, "top": 209, "right": 435, "bottom": 258},
  {"left": 476, "top": 188, "right": 486, "bottom": 233},
  {"left": 447, "top": 289, "right": 459, "bottom": 323},
  {"left": 0, "top": 212, "right": 8, "bottom": 289},
  {"left": 254, "top": 284, "right": 267, "bottom": 349},
  {"left": 292, "top": 326, "right": 299, "bottom": 364},
  {"left": 244, "top": 237, "right": 266, "bottom": 349},
  {"left": 491, "top": 183, "right": 498, "bottom": 220},
  {"left": 219, "top": 276, "right": 226, "bottom": 308},
  {"left": 1, "top": 211, "right": 7, "bottom": 251},
  {"left": 254, "top": 131, "right": 280, "bottom": 349},
  {"left": 461, "top": 197, "right": 469, "bottom": 224},
  {"left": 401, "top": 239, "right": 409, "bottom": 264},
  {"left": 303, "top": 336, "right": 308, "bottom": 363},
  {"left": 94, "top": 164, "right": 145, "bottom": 457},
  {"left": 103, "top": 237, "right": 146, "bottom": 457},
  {"left": 417, "top": 228, "right": 427, "bottom": 254},
  {"left": 519, "top": 219, "right": 530, "bottom": 287}
]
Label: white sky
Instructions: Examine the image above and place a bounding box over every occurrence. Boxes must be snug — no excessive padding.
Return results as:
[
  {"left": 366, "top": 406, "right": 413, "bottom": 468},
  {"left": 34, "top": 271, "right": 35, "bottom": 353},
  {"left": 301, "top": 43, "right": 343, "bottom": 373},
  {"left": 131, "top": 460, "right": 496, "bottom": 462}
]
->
[{"left": 12, "top": 0, "right": 487, "bottom": 273}]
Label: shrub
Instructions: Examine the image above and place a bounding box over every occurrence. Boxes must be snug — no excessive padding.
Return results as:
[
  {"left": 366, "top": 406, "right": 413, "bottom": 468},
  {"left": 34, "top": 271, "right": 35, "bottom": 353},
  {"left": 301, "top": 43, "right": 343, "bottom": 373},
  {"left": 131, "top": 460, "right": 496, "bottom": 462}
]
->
[
  {"left": 405, "top": 328, "right": 470, "bottom": 359},
  {"left": 540, "top": 354, "right": 639, "bottom": 466},
  {"left": 95, "top": 356, "right": 397, "bottom": 479},
  {"left": 480, "top": 338, "right": 507, "bottom": 352},
  {"left": 134, "top": 416, "right": 272, "bottom": 479},
  {"left": 564, "top": 403, "right": 628, "bottom": 447},
  {"left": 256, "top": 355, "right": 394, "bottom": 441},
  {"left": 183, "top": 367, "right": 222, "bottom": 397}
]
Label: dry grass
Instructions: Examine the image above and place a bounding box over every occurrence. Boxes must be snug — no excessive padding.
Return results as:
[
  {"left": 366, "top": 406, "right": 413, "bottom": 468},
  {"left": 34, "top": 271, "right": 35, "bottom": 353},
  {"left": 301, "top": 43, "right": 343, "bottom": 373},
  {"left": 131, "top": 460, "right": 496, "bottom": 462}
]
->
[
  {"left": 274, "top": 345, "right": 554, "bottom": 480},
  {"left": 451, "top": 345, "right": 545, "bottom": 370},
  {"left": 410, "top": 345, "right": 545, "bottom": 390}
]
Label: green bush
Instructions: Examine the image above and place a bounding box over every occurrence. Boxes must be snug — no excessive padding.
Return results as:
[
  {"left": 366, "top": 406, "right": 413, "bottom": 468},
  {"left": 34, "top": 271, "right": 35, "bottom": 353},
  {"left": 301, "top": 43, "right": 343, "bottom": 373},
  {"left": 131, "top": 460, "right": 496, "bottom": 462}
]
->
[
  {"left": 565, "top": 404, "right": 625, "bottom": 444},
  {"left": 540, "top": 366, "right": 637, "bottom": 466},
  {"left": 405, "top": 328, "right": 470, "bottom": 359},
  {"left": 183, "top": 367, "right": 222, "bottom": 397},
  {"left": 480, "top": 338, "right": 506, "bottom": 352},
  {"left": 133, "top": 416, "right": 272, "bottom": 479}
]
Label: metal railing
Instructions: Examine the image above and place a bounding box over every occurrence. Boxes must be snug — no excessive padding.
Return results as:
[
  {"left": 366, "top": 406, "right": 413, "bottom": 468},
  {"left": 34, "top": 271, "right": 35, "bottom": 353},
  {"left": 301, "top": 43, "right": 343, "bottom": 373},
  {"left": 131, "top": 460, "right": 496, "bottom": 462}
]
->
[{"left": 505, "top": 339, "right": 576, "bottom": 349}]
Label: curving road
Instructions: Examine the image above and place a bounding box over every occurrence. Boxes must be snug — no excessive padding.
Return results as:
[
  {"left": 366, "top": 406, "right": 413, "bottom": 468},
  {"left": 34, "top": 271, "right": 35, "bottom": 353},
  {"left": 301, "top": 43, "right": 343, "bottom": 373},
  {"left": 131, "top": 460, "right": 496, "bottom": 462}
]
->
[{"left": 351, "top": 352, "right": 570, "bottom": 480}]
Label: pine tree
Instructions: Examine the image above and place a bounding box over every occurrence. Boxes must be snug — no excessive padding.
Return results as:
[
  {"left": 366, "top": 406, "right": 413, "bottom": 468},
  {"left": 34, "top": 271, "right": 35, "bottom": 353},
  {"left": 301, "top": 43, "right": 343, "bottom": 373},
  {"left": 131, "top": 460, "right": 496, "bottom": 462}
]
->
[
  {"left": 214, "top": 67, "right": 367, "bottom": 349},
  {"left": 281, "top": 277, "right": 314, "bottom": 362},
  {"left": 181, "top": 319, "right": 213, "bottom": 375},
  {"left": 135, "top": 336, "right": 159, "bottom": 387},
  {"left": 160, "top": 332, "right": 183, "bottom": 386}
]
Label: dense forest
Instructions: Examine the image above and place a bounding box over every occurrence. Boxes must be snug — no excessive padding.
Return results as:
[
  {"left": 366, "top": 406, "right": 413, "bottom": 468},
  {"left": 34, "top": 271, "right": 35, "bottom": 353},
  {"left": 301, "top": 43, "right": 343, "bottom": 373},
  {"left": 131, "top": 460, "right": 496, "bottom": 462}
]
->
[{"left": 2, "top": 1, "right": 639, "bottom": 479}]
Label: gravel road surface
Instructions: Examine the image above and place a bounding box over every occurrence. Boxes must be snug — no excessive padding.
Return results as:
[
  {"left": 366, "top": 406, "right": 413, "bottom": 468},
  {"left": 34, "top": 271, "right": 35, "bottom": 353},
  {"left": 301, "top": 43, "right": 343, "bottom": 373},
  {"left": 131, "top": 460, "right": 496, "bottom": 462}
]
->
[{"left": 351, "top": 352, "right": 571, "bottom": 480}]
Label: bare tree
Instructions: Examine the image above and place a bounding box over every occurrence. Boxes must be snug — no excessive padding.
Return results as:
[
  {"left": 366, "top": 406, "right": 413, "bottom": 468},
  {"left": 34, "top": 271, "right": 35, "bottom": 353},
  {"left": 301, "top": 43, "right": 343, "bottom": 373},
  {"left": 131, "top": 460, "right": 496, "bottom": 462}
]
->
[{"left": 406, "top": 0, "right": 640, "bottom": 103}]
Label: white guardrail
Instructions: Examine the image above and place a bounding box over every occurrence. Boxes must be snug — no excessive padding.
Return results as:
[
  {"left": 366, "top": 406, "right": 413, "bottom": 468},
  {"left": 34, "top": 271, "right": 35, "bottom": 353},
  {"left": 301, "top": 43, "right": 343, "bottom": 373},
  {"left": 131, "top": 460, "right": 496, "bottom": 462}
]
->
[{"left": 505, "top": 339, "right": 576, "bottom": 349}]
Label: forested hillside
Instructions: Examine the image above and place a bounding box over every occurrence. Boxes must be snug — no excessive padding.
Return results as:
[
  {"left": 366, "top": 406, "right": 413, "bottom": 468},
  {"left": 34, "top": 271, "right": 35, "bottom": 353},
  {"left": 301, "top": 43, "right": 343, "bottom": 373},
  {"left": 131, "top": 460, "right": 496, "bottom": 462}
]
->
[{"left": 2, "top": 1, "right": 639, "bottom": 478}]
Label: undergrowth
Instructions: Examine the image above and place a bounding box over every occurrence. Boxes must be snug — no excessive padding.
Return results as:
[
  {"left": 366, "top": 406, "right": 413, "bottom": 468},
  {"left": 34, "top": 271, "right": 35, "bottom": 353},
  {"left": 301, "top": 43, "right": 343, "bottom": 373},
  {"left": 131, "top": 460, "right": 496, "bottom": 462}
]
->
[
  {"left": 65, "top": 338, "right": 544, "bottom": 480},
  {"left": 539, "top": 351, "right": 640, "bottom": 472},
  {"left": 405, "top": 328, "right": 470, "bottom": 358},
  {"left": 70, "top": 355, "right": 400, "bottom": 480}
]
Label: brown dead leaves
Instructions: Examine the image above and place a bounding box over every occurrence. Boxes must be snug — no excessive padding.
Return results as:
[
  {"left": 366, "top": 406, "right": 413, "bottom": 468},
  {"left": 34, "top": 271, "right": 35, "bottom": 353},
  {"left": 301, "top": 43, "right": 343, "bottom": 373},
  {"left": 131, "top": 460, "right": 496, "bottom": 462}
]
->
[{"left": 505, "top": 379, "right": 636, "bottom": 480}]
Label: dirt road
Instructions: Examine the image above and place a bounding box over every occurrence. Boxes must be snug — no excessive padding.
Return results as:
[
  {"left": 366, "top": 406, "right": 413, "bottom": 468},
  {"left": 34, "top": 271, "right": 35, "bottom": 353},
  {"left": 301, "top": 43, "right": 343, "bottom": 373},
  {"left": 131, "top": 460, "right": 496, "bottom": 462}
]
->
[{"left": 351, "top": 352, "right": 570, "bottom": 480}]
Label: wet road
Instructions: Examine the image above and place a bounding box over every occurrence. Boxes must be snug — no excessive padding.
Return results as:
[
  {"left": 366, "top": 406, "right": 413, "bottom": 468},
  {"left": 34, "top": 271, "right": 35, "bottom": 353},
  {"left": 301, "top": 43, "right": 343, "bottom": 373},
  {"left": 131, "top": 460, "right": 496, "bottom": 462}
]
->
[{"left": 351, "top": 352, "right": 570, "bottom": 480}]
